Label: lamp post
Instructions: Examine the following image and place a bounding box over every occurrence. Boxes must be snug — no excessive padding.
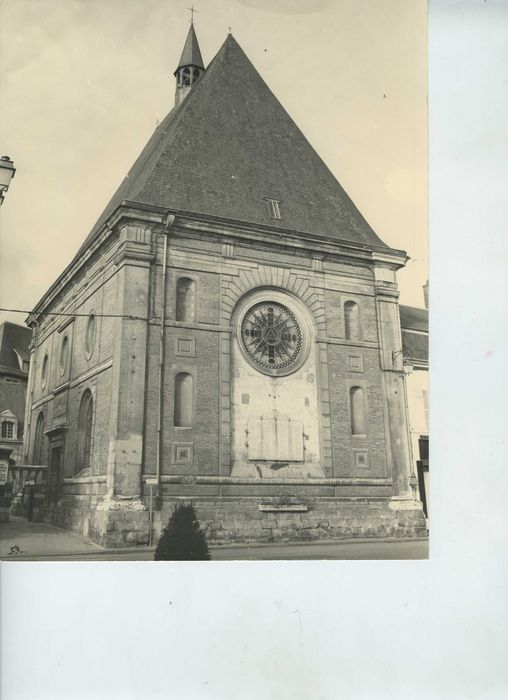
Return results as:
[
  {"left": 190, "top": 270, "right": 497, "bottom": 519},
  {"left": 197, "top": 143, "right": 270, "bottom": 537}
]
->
[{"left": 0, "top": 156, "right": 16, "bottom": 205}]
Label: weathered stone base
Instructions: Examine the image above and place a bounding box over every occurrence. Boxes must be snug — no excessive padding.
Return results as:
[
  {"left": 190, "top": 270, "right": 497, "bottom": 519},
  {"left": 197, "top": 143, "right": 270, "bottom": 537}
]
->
[
  {"left": 42, "top": 494, "right": 426, "bottom": 548},
  {"left": 45, "top": 497, "right": 150, "bottom": 548},
  {"left": 153, "top": 496, "right": 427, "bottom": 546}
]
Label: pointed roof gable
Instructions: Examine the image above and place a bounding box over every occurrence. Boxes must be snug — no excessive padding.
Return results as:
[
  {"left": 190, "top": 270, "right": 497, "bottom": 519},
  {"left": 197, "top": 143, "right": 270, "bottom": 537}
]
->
[
  {"left": 84, "top": 34, "right": 390, "bottom": 251},
  {"left": 175, "top": 23, "right": 204, "bottom": 72},
  {"left": 0, "top": 322, "right": 31, "bottom": 373}
]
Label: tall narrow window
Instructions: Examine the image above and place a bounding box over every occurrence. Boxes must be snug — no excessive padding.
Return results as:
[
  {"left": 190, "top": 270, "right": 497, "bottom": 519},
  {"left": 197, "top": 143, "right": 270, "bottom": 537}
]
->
[
  {"left": 77, "top": 390, "right": 93, "bottom": 473},
  {"left": 344, "top": 301, "right": 361, "bottom": 340},
  {"left": 59, "top": 335, "right": 69, "bottom": 375},
  {"left": 176, "top": 278, "right": 196, "bottom": 322},
  {"left": 174, "top": 373, "right": 193, "bottom": 427},
  {"left": 33, "top": 413, "right": 46, "bottom": 465},
  {"left": 85, "top": 313, "right": 96, "bottom": 358},
  {"left": 350, "top": 386, "right": 367, "bottom": 436},
  {"left": 41, "top": 353, "right": 49, "bottom": 389}
]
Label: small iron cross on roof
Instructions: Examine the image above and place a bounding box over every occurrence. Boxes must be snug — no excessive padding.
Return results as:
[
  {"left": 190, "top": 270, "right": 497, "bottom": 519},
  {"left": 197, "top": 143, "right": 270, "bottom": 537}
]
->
[{"left": 188, "top": 5, "right": 198, "bottom": 23}]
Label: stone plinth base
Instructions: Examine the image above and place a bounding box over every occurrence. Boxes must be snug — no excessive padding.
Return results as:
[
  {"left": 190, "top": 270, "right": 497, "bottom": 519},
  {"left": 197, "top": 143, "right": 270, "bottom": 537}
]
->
[
  {"left": 154, "top": 497, "right": 427, "bottom": 546},
  {"left": 42, "top": 494, "right": 426, "bottom": 548}
]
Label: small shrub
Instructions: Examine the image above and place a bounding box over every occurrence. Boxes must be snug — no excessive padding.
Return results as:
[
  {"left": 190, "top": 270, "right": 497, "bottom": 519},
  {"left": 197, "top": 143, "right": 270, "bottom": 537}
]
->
[{"left": 154, "top": 503, "right": 210, "bottom": 561}]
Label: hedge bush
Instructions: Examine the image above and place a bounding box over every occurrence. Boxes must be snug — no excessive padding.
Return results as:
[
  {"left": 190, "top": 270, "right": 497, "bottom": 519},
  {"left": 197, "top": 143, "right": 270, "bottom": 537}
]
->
[{"left": 154, "top": 502, "right": 210, "bottom": 561}]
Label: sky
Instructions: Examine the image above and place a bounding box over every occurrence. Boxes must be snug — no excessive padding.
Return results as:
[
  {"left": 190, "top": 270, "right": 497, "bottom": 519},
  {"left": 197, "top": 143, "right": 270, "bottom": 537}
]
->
[{"left": 0, "top": 0, "right": 427, "bottom": 325}]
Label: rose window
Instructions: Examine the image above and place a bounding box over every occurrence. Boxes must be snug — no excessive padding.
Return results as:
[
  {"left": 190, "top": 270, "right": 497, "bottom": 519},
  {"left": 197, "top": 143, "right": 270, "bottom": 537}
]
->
[{"left": 241, "top": 301, "right": 303, "bottom": 371}]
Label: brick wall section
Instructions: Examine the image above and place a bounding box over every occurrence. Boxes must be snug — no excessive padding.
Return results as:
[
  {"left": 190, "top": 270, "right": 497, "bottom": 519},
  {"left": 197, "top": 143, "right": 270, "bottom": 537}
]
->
[
  {"left": 27, "top": 234, "right": 121, "bottom": 490},
  {"left": 143, "top": 327, "right": 221, "bottom": 478},
  {"left": 327, "top": 346, "right": 387, "bottom": 478}
]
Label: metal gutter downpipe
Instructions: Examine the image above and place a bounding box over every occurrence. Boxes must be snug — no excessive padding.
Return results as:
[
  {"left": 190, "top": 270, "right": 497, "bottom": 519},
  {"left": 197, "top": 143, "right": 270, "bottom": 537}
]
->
[{"left": 155, "top": 213, "right": 176, "bottom": 502}]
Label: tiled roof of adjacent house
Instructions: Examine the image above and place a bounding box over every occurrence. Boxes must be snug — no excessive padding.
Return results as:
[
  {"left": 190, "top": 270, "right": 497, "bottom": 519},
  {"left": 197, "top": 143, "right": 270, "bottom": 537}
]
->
[
  {"left": 0, "top": 322, "right": 32, "bottom": 373},
  {"left": 400, "top": 305, "right": 428, "bottom": 365},
  {"left": 79, "top": 33, "right": 391, "bottom": 256}
]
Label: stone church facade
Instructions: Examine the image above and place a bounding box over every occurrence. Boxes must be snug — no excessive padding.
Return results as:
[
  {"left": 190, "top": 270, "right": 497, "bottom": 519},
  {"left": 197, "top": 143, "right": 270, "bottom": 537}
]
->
[{"left": 23, "top": 27, "right": 426, "bottom": 546}]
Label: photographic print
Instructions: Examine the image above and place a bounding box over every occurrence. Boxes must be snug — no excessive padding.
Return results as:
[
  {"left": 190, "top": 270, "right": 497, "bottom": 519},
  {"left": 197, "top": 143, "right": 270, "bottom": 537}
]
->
[{"left": 0, "top": 0, "right": 428, "bottom": 561}]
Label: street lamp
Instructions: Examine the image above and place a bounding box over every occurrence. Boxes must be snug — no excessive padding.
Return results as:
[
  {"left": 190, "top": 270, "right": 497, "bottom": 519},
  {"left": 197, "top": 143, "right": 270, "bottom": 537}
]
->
[{"left": 0, "top": 156, "right": 16, "bottom": 205}]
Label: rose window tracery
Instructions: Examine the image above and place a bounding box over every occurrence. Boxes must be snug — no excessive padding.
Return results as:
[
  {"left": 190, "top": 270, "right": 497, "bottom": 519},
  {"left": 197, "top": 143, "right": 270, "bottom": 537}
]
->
[{"left": 241, "top": 301, "right": 303, "bottom": 372}]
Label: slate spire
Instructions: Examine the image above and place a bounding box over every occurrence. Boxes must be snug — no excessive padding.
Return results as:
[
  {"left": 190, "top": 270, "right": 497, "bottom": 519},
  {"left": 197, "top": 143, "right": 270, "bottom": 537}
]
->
[{"left": 174, "top": 24, "right": 205, "bottom": 106}]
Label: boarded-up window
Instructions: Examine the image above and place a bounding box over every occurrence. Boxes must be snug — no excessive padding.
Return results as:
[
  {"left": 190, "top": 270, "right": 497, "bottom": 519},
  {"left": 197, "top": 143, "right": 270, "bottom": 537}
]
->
[
  {"left": 350, "top": 386, "right": 367, "bottom": 435},
  {"left": 344, "top": 301, "right": 361, "bottom": 340},
  {"left": 176, "top": 278, "right": 196, "bottom": 322},
  {"left": 33, "top": 413, "right": 46, "bottom": 465},
  {"left": 247, "top": 418, "right": 304, "bottom": 462},
  {"left": 174, "top": 373, "right": 193, "bottom": 427},
  {"left": 77, "top": 390, "right": 93, "bottom": 473}
]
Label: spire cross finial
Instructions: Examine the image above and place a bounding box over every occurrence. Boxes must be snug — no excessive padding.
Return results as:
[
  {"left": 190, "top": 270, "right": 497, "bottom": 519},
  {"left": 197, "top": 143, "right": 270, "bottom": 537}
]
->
[{"left": 188, "top": 5, "right": 198, "bottom": 23}]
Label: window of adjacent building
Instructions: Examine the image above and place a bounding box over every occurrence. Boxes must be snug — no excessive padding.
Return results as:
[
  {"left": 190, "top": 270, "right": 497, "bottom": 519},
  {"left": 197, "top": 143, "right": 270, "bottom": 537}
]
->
[
  {"left": 33, "top": 413, "right": 46, "bottom": 465},
  {"left": 421, "top": 389, "right": 429, "bottom": 432},
  {"left": 174, "top": 373, "right": 193, "bottom": 427},
  {"left": 350, "top": 386, "right": 367, "bottom": 436},
  {"left": 77, "top": 390, "right": 93, "bottom": 473},
  {"left": 176, "top": 278, "right": 196, "bottom": 322},
  {"left": 265, "top": 198, "right": 281, "bottom": 220},
  {"left": 59, "top": 335, "right": 69, "bottom": 376},
  {"left": 1, "top": 421, "right": 14, "bottom": 439},
  {"left": 85, "top": 313, "right": 96, "bottom": 358},
  {"left": 344, "top": 301, "right": 361, "bottom": 340},
  {"left": 41, "top": 353, "right": 48, "bottom": 389}
]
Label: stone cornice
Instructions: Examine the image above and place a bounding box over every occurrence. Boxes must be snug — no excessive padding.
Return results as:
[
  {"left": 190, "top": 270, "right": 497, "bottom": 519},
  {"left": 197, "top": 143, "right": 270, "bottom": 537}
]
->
[{"left": 28, "top": 201, "right": 408, "bottom": 320}]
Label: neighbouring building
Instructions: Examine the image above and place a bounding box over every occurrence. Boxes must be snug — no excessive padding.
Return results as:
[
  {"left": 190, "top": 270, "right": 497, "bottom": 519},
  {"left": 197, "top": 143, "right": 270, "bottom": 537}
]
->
[
  {"left": 0, "top": 321, "right": 31, "bottom": 465},
  {"left": 400, "top": 287, "right": 429, "bottom": 520},
  {"left": 23, "top": 26, "right": 426, "bottom": 546}
]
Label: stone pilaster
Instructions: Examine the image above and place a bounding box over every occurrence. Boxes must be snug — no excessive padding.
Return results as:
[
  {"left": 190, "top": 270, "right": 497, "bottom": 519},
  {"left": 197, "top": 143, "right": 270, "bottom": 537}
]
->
[
  {"left": 374, "top": 262, "right": 418, "bottom": 505},
  {"left": 106, "top": 224, "right": 153, "bottom": 501}
]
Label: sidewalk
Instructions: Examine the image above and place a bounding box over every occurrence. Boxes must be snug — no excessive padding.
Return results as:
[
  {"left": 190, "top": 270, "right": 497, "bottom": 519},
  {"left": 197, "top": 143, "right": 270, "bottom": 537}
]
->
[{"left": 1, "top": 516, "right": 429, "bottom": 561}]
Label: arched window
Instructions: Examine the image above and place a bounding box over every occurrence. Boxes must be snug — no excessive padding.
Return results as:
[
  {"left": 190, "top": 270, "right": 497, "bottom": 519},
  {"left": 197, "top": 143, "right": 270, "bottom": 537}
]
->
[
  {"left": 59, "top": 335, "right": 69, "bottom": 375},
  {"left": 350, "top": 386, "right": 367, "bottom": 436},
  {"left": 176, "top": 278, "right": 196, "bottom": 322},
  {"left": 344, "top": 301, "right": 361, "bottom": 340},
  {"left": 41, "top": 353, "right": 49, "bottom": 389},
  {"left": 33, "top": 413, "right": 46, "bottom": 465},
  {"left": 174, "top": 373, "right": 193, "bottom": 427},
  {"left": 77, "top": 390, "right": 94, "bottom": 473},
  {"left": 85, "top": 313, "right": 96, "bottom": 358}
]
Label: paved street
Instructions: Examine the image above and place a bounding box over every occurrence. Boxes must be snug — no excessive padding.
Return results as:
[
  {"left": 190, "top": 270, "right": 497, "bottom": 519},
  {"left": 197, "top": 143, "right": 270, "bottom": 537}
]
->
[{"left": 1, "top": 516, "right": 428, "bottom": 561}]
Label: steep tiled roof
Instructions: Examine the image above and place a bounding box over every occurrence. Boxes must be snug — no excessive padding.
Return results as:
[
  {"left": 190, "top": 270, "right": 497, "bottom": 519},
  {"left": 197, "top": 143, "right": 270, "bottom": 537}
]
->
[
  {"left": 400, "top": 305, "right": 428, "bottom": 365},
  {"left": 399, "top": 305, "right": 428, "bottom": 333},
  {"left": 0, "top": 322, "right": 32, "bottom": 373},
  {"left": 80, "top": 34, "right": 390, "bottom": 255}
]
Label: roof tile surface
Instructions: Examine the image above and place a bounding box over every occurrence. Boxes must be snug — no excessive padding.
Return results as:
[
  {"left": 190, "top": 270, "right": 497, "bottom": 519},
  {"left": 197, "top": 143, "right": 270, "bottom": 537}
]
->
[{"left": 83, "top": 34, "right": 390, "bottom": 252}]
